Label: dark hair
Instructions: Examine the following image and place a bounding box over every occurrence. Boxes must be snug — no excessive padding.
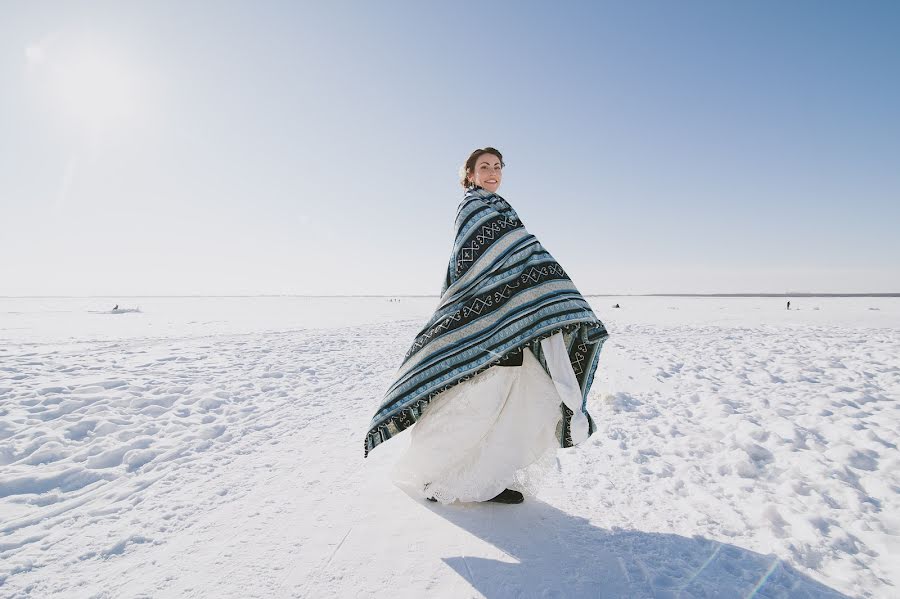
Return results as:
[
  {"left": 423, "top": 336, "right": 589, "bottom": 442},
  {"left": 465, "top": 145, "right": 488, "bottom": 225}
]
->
[{"left": 460, "top": 147, "right": 505, "bottom": 188}]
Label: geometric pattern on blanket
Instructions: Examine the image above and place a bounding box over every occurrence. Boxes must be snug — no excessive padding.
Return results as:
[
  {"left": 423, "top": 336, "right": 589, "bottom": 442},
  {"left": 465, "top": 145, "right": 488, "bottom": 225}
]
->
[{"left": 365, "top": 187, "right": 609, "bottom": 457}]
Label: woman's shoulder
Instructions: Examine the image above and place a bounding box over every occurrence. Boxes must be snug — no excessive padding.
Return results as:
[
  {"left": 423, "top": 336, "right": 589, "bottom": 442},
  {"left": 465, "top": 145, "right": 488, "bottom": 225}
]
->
[
  {"left": 460, "top": 187, "right": 509, "bottom": 209},
  {"left": 458, "top": 188, "right": 487, "bottom": 208},
  {"left": 455, "top": 193, "right": 518, "bottom": 234},
  {"left": 456, "top": 191, "right": 500, "bottom": 220},
  {"left": 463, "top": 186, "right": 498, "bottom": 201}
]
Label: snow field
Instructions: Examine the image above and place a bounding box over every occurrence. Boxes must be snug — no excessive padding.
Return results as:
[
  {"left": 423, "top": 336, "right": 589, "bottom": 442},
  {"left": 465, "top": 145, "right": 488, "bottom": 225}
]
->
[{"left": 0, "top": 297, "right": 897, "bottom": 597}]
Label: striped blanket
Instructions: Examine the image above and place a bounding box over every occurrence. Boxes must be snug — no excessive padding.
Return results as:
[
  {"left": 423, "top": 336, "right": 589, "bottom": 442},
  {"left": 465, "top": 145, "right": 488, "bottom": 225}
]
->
[{"left": 364, "top": 187, "right": 609, "bottom": 457}]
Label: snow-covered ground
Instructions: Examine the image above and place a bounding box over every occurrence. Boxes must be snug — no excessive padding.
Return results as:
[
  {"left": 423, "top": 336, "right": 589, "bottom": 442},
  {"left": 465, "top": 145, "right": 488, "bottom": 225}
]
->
[{"left": 1, "top": 296, "right": 898, "bottom": 598}]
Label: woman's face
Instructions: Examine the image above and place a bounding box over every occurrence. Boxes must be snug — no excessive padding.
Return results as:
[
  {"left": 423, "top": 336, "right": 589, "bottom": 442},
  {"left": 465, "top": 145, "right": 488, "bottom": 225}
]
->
[{"left": 469, "top": 153, "right": 502, "bottom": 192}]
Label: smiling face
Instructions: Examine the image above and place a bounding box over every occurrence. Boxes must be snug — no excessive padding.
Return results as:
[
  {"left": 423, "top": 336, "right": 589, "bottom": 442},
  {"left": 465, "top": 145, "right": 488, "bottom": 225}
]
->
[{"left": 468, "top": 153, "right": 503, "bottom": 192}]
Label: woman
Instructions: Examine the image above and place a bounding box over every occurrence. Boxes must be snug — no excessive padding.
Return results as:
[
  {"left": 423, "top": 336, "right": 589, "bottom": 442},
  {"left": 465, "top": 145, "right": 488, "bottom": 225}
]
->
[{"left": 365, "top": 147, "right": 608, "bottom": 505}]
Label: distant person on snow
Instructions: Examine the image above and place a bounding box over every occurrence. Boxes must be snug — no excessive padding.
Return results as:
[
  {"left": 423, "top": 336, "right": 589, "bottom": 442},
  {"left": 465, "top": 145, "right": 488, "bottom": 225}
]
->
[
  {"left": 113, "top": 304, "right": 119, "bottom": 311},
  {"left": 614, "top": 303, "right": 620, "bottom": 308},
  {"left": 787, "top": 301, "right": 791, "bottom": 310},
  {"left": 365, "top": 147, "right": 609, "bottom": 506}
]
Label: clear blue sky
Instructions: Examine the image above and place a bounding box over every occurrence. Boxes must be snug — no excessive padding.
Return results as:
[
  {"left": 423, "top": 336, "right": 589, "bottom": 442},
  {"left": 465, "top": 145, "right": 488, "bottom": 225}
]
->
[{"left": 1, "top": 1, "right": 898, "bottom": 295}]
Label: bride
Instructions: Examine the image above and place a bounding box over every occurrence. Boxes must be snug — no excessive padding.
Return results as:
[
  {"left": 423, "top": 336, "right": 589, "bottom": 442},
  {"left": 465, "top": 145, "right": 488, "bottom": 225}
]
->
[{"left": 365, "top": 147, "right": 609, "bottom": 505}]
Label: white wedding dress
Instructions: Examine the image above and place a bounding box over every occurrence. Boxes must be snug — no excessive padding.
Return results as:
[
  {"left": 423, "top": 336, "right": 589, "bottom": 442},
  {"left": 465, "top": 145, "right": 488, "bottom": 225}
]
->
[{"left": 390, "top": 332, "right": 587, "bottom": 504}]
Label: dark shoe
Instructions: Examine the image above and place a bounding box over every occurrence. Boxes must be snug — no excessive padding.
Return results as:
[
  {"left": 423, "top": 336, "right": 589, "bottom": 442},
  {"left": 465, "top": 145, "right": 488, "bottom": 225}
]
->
[{"left": 487, "top": 489, "right": 524, "bottom": 504}]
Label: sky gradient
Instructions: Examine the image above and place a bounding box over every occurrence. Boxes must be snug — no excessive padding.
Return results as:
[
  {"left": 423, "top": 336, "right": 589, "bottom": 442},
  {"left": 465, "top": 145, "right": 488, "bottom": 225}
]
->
[{"left": 2, "top": 1, "right": 898, "bottom": 296}]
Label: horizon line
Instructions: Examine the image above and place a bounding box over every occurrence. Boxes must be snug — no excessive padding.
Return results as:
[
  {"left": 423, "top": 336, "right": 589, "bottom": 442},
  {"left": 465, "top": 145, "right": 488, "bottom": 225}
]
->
[{"left": 1, "top": 293, "right": 899, "bottom": 299}]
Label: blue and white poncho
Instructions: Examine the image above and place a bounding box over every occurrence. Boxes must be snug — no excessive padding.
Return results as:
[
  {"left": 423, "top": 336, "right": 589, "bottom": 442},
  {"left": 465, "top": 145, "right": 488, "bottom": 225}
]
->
[{"left": 364, "top": 187, "right": 609, "bottom": 457}]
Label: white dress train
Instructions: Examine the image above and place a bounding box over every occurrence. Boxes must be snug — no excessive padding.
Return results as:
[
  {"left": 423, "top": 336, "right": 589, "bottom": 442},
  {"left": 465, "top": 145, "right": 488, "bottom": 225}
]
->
[{"left": 390, "top": 332, "right": 581, "bottom": 504}]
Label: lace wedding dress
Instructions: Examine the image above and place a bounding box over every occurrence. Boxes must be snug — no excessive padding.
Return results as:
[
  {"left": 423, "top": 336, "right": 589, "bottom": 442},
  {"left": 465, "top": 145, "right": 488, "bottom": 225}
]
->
[{"left": 390, "top": 332, "right": 579, "bottom": 504}]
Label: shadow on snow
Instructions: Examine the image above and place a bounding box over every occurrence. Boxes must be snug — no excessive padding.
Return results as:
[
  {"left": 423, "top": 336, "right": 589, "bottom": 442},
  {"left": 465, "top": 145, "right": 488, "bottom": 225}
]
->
[{"left": 426, "top": 498, "right": 850, "bottom": 599}]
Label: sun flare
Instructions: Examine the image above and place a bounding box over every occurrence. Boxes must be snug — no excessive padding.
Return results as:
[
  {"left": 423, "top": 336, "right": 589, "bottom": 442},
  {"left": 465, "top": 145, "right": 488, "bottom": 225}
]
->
[
  {"left": 28, "top": 40, "right": 142, "bottom": 131},
  {"left": 56, "top": 51, "right": 137, "bottom": 127}
]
